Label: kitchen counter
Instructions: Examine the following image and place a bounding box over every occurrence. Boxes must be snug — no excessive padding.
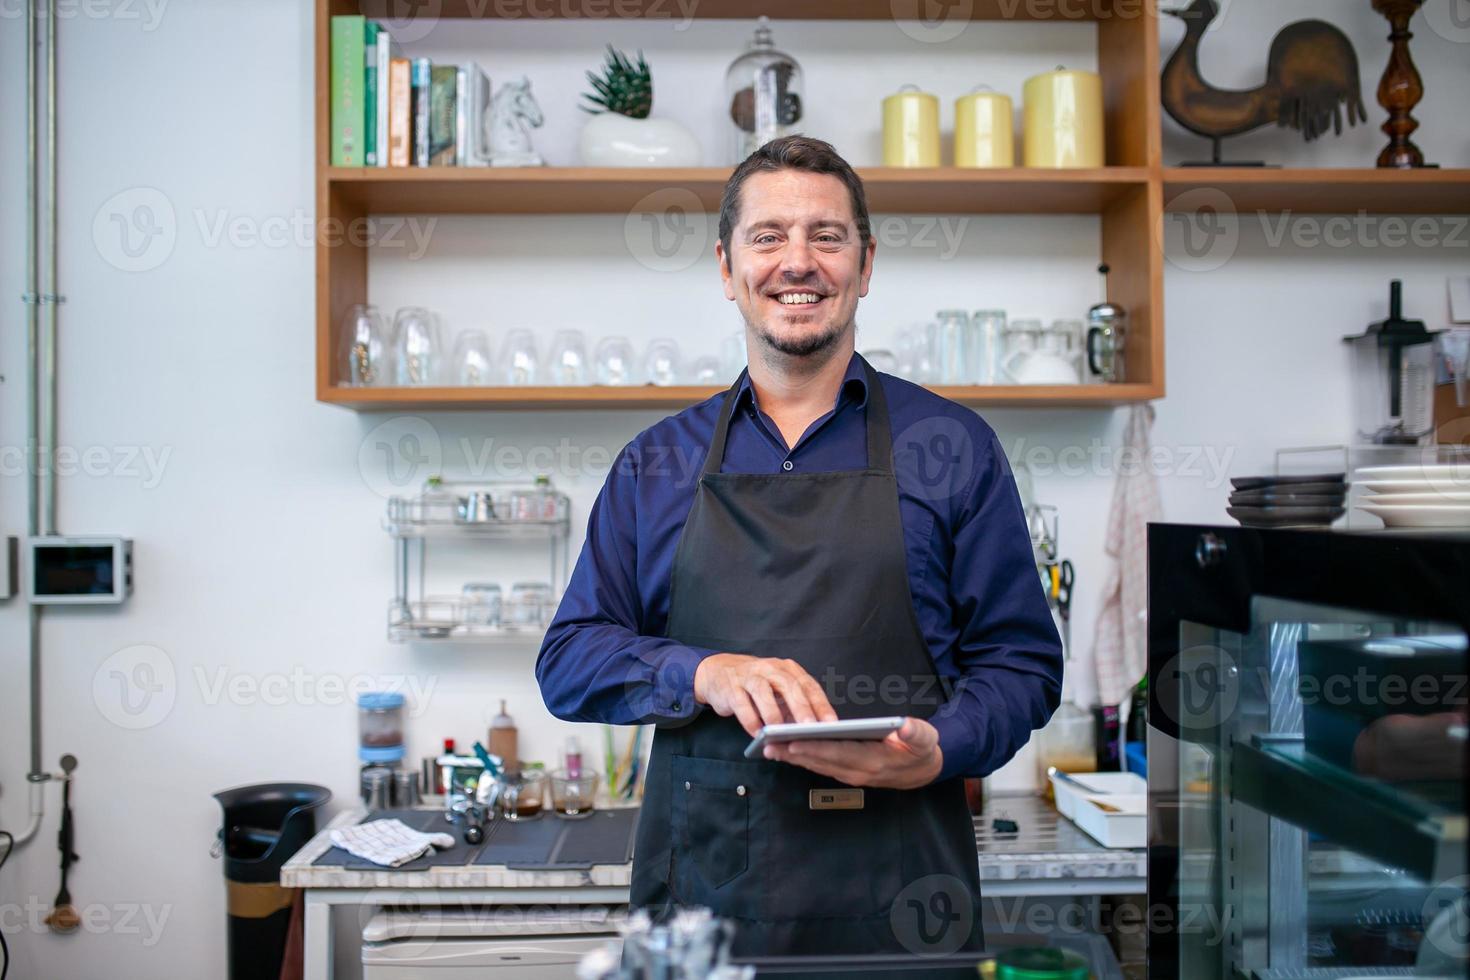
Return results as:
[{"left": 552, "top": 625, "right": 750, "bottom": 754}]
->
[{"left": 286, "top": 792, "right": 1144, "bottom": 980}]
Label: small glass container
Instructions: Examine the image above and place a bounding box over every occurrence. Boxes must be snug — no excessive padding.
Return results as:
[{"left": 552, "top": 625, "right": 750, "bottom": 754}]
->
[
  {"left": 935, "top": 310, "right": 971, "bottom": 383},
  {"left": 391, "top": 307, "right": 442, "bottom": 386},
  {"left": 498, "top": 769, "right": 546, "bottom": 821},
  {"left": 500, "top": 329, "right": 540, "bottom": 386},
  {"left": 451, "top": 330, "right": 494, "bottom": 386},
  {"left": 969, "top": 310, "right": 1007, "bottom": 384},
  {"left": 595, "top": 336, "right": 636, "bottom": 386},
  {"left": 547, "top": 330, "right": 589, "bottom": 386},
  {"left": 358, "top": 691, "right": 406, "bottom": 750},
  {"left": 507, "top": 582, "right": 555, "bottom": 628},
  {"left": 339, "top": 304, "right": 387, "bottom": 387},
  {"left": 551, "top": 770, "right": 600, "bottom": 819},
  {"left": 725, "top": 16, "right": 803, "bottom": 164},
  {"left": 643, "top": 338, "right": 683, "bottom": 387},
  {"left": 462, "top": 583, "right": 503, "bottom": 627}
]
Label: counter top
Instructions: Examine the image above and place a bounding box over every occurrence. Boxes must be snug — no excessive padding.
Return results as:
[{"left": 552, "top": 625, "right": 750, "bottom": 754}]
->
[{"left": 282, "top": 792, "right": 1144, "bottom": 890}]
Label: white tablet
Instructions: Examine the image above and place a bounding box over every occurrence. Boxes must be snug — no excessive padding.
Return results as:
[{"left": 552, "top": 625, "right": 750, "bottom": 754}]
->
[{"left": 743, "top": 716, "right": 906, "bottom": 760}]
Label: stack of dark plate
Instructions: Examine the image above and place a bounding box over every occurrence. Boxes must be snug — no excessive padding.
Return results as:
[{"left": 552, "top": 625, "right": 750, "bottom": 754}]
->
[{"left": 1227, "top": 473, "right": 1348, "bottom": 528}]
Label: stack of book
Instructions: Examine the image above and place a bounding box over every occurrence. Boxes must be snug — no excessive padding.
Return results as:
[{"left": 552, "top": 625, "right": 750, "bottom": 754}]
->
[{"left": 330, "top": 15, "right": 491, "bottom": 168}]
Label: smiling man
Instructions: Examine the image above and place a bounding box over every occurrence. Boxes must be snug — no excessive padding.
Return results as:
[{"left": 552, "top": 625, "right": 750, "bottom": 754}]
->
[{"left": 536, "top": 135, "right": 1062, "bottom": 956}]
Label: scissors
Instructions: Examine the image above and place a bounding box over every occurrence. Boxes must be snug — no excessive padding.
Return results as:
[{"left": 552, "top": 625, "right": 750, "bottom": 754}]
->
[{"left": 1055, "top": 560, "right": 1075, "bottom": 618}]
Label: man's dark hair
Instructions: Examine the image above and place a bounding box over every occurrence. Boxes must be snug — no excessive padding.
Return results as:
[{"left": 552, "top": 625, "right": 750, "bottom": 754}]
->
[{"left": 717, "top": 135, "right": 872, "bottom": 272}]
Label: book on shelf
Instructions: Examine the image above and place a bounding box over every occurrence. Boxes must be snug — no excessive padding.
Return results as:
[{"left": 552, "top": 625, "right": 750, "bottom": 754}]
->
[
  {"left": 457, "top": 63, "right": 491, "bottom": 167},
  {"left": 388, "top": 57, "right": 412, "bottom": 167},
  {"left": 429, "top": 64, "right": 458, "bottom": 166},
  {"left": 412, "top": 57, "right": 431, "bottom": 167},
  {"left": 329, "top": 14, "right": 365, "bottom": 166},
  {"left": 372, "top": 24, "right": 401, "bottom": 168},
  {"left": 363, "top": 21, "right": 379, "bottom": 166}
]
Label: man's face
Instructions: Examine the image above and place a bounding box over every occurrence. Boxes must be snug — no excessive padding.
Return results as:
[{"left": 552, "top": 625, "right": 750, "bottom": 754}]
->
[{"left": 718, "top": 169, "right": 875, "bottom": 360}]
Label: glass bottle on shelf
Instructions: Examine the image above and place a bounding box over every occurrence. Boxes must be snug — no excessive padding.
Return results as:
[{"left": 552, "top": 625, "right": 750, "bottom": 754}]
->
[{"left": 725, "top": 16, "right": 803, "bottom": 164}]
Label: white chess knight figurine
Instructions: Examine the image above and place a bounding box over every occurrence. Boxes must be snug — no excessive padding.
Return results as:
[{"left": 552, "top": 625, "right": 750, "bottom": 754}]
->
[{"left": 487, "top": 77, "right": 545, "bottom": 167}]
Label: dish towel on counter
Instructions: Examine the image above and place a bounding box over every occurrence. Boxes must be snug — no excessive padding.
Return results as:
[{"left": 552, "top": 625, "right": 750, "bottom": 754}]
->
[
  {"left": 1091, "top": 404, "right": 1163, "bottom": 708},
  {"left": 329, "top": 819, "right": 456, "bottom": 867}
]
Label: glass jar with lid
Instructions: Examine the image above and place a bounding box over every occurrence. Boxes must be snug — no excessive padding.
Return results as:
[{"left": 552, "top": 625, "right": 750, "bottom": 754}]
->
[
  {"left": 725, "top": 16, "right": 804, "bottom": 163},
  {"left": 358, "top": 691, "right": 405, "bottom": 755}
]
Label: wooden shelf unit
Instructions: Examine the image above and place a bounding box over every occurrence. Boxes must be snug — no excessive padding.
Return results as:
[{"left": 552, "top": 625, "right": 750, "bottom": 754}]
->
[
  {"left": 1163, "top": 168, "right": 1470, "bottom": 215},
  {"left": 314, "top": 0, "right": 1167, "bottom": 409}
]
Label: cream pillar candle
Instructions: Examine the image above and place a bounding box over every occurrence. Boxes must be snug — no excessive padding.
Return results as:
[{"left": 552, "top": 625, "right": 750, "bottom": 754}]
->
[
  {"left": 882, "top": 84, "right": 940, "bottom": 167},
  {"left": 1022, "top": 67, "right": 1104, "bottom": 168},
  {"left": 954, "top": 87, "right": 1015, "bottom": 168}
]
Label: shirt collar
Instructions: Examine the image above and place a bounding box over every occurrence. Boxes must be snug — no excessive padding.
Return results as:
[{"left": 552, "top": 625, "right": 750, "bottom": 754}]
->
[{"left": 734, "top": 351, "right": 871, "bottom": 414}]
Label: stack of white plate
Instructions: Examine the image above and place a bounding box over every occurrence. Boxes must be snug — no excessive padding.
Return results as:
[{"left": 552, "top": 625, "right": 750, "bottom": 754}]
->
[{"left": 1354, "top": 464, "right": 1470, "bottom": 529}]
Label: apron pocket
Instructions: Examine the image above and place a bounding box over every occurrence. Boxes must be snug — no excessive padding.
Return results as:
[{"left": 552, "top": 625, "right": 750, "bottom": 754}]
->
[{"left": 670, "top": 755, "right": 764, "bottom": 898}]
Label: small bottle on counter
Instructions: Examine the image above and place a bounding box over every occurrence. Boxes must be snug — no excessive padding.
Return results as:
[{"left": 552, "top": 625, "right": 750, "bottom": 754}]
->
[
  {"left": 565, "top": 736, "right": 583, "bottom": 779},
  {"left": 489, "top": 700, "right": 518, "bottom": 770}
]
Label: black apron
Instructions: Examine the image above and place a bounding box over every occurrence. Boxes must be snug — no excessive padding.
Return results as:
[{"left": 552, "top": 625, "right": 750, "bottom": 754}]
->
[{"left": 630, "top": 360, "right": 984, "bottom": 957}]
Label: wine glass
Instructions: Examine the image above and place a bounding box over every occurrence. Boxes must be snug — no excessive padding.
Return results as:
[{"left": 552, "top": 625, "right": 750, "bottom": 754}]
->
[
  {"left": 500, "top": 329, "right": 539, "bottom": 386},
  {"left": 547, "top": 330, "right": 589, "bottom": 386},
  {"left": 391, "top": 307, "right": 442, "bottom": 386},
  {"left": 452, "top": 330, "right": 494, "bottom": 386},
  {"left": 594, "top": 337, "right": 636, "bottom": 386},
  {"left": 643, "top": 338, "right": 682, "bottom": 386},
  {"left": 338, "top": 304, "right": 386, "bottom": 386}
]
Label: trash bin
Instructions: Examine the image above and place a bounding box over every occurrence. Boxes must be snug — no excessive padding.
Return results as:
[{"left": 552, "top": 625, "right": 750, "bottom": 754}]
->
[{"left": 213, "top": 782, "right": 331, "bottom": 980}]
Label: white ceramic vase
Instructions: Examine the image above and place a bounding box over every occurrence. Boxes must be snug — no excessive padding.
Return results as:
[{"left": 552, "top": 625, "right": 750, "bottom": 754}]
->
[{"left": 578, "top": 112, "right": 701, "bottom": 167}]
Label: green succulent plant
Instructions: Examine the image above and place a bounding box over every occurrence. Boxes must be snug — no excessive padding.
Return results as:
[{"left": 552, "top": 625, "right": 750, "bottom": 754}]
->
[{"left": 581, "top": 45, "right": 653, "bottom": 119}]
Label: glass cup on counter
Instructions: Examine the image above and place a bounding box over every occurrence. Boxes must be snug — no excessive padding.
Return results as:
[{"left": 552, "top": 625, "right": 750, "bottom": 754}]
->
[
  {"left": 462, "top": 583, "right": 503, "bottom": 627},
  {"left": 500, "top": 329, "right": 540, "bottom": 385},
  {"left": 547, "top": 330, "right": 589, "bottom": 385},
  {"left": 497, "top": 769, "right": 546, "bottom": 821},
  {"left": 595, "top": 336, "right": 636, "bottom": 386},
  {"left": 451, "top": 330, "right": 494, "bottom": 386},
  {"left": 339, "top": 304, "right": 387, "bottom": 386},
  {"left": 551, "top": 770, "right": 600, "bottom": 819},
  {"left": 643, "top": 338, "right": 683, "bottom": 386}
]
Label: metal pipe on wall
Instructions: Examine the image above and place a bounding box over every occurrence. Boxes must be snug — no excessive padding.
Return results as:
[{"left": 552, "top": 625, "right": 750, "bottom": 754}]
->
[{"left": 12, "top": 0, "right": 56, "bottom": 849}]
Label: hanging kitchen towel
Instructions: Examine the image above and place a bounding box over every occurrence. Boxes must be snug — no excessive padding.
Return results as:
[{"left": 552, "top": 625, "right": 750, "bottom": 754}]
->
[
  {"left": 1091, "top": 404, "right": 1163, "bottom": 707},
  {"left": 329, "top": 818, "right": 456, "bottom": 868}
]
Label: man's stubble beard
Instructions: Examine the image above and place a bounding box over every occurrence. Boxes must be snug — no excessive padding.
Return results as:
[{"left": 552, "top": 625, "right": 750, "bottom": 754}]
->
[{"left": 751, "top": 315, "right": 850, "bottom": 359}]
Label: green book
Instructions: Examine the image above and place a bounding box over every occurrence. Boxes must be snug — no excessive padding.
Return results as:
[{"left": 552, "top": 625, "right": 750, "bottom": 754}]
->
[
  {"left": 330, "top": 15, "right": 366, "bottom": 166},
  {"left": 429, "top": 64, "right": 458, "bottom": 166},
  {"left": 363, "top": 21, "right": 380, "bottom": 166}
]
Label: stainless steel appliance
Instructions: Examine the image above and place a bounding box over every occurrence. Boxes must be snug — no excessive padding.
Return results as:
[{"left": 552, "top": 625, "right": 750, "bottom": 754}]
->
[
  {"left": 360, "top": 907, "right": 622, "bottom": 979},
  {"left": 1147, "top": 524, "right": 1469, "bottom": 978}
]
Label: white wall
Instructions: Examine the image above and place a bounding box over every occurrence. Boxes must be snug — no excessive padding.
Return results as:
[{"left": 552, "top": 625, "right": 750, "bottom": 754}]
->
[{"left": 0, "top": 1, "right": 1466, "bottom": 977}]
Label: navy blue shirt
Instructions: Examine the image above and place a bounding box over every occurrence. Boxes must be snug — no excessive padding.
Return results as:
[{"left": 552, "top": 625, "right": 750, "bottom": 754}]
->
[{"left": 536, "top": 353, "right": 1063, "bottom": 782}]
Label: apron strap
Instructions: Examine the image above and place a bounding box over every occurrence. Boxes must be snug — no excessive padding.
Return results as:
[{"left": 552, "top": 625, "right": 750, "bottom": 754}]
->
[{"left": 700, "top": 356, "right": 895, "bottom": 478}]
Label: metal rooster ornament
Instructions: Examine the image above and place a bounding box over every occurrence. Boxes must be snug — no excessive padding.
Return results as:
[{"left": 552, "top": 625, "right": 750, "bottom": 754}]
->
[{"left": 1162, "top": 0, "right": 1367, "bottom": 165}]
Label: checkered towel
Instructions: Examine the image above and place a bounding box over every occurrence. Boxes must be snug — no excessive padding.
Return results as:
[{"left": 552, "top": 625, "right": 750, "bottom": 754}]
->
[{"left": 330, "top": 819, "right": 456, "bottom": 867}]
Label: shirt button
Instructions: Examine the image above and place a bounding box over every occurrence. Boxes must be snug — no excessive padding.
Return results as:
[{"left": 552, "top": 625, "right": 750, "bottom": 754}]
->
[
  {"left": 670, "top": 701, "right": 681, "bottom": 712},
  {"left": 782, "top": 460, "right": 793, "bottom": 471}
]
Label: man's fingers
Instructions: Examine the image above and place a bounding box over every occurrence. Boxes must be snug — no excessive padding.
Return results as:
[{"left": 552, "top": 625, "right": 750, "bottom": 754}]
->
[
  {"left": 894, "top": 718, "right": 938, "bottom": 752},
  {"left": 766, "top": 673, "right": 818, "bottom": 724},
  {"left": 745, "top": 677, "right": 789, "bottom": 729},
  {"left": 793, "top": 671, "right": 838, "bottom": 722},
  {"left": 728, "top": 690, "right": 764, "bottom": 738}
]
